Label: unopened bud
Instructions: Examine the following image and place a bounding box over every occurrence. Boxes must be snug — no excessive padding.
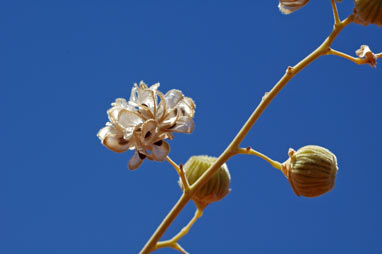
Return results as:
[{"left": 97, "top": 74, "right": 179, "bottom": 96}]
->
[
  {"left": 281, "top": 145, "right": 338, "bottom": 198},
  {"left": 180, "top": 155, "right": 231, "bottom": 209},
  {"left": 354, "top": 0, "right": 382, "bottom": 26}
]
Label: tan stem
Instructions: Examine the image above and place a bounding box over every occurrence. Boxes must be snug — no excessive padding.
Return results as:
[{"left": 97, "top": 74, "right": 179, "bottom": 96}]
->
[
  {"left": 236, "top": 148, "right": 282, "bottom": 170},
  {"left": 330, "top": 0, "right": 340, "bottom": 25},
  {"left": 328, "top": 48, "right": 382, "bottom": 65},
  {"left": 155, "top": 208, "right": 203, "bottom": 252},
  {"left": 166, "top": 156, "right": 190, "bottom": 192}
]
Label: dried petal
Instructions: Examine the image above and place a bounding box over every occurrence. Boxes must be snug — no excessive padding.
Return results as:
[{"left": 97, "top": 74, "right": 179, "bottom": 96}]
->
[
  {"left": 151, "top": 140, "right": 170, "bottom": 161},
  {"left": 141, "top": 119, "right": 158, "bottom": 146},
  {"left": 128, "top": 151, "right": 146, "bottom": 170},
  {"left": 129, "top": 84, "right": 139, "bottom": 105},
  {"left": 117, "top": 109, "right": 144, "bottom": 129},
  {"left": 149, "top": 82, "right": 160, "bottom": 90},
  {"left": 137, "top": 87, "right": 156, "bottom": 113},
  {"left": 356, "top": 45, "right": 378, "bottom": 67},
  {"left": 107, "top": 98, "right": 134, "bottom": 126},
  {"left": 97, "top": 125, "right": 131, "bottom": 153},
  {"left": 112, "top": 98, "right": 129, "bottom": 108},
  {"left": 156, "top": 91, "right": 167, "bottom": 121},
  {"left": 177, "top": 99, "right": 195, "bottom": 117},
  {"left": 169, "top": 116, "right": 194, "bottom": 133},
  {"left": 160, "top": 113, "right": 178, "bottom": 130},
  {"left": 279, "top": 0, "right": 310, "bottom": 14},
  {"left": 164, "top": 89, "right": 184, "bottom": 109}
]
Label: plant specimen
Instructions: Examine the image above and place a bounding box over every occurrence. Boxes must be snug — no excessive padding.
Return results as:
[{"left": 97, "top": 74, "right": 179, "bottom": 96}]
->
[{"left": 97, "top": 1, "right": 382, "bottom": 253}]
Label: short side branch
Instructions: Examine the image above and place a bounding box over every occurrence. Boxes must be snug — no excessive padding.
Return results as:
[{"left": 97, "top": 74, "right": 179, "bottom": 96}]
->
[
  {"left": 236, "top": 147, "right": 282, "bottom": 170},
  {"left": 166, "top": 156, "right": 190, "bottom": 192},
  {"left": 327, "top": 48, "right": 382, "bottom": 66},
  {"left": 331, "top": 0, "right": 341, "bottom": 25},
  {"left": 155, "top": 208, "right": 203, "bottom": 253}
]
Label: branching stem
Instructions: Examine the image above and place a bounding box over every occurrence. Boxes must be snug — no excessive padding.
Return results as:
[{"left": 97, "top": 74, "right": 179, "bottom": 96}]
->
[
  {"left": 154, "top": 208, "right": 203, "bottom": 253},
  {"left": 327, "top": 48, "right": 382, "bottom": 65},
  {"left": 166, "top": 156, "right": 190, "bottom": 192},
  {"left": 166, "top": 156, "right": 180, "bottom": 174},
  {"left": 140, "top": 13, "right": 355, "bottom": 254}
]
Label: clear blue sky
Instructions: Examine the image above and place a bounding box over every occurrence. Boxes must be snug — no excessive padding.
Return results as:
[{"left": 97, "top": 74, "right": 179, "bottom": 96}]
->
[{"left": 1, "top": 1, "right": 381, "bottom": 253}]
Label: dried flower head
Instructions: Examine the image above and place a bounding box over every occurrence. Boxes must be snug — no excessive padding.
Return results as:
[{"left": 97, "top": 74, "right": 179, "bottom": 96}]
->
[
  {"left": 354, "top": 0, "right": 382, "bottom": 26},
  {"left": 179, "top": 156, "right": 231, "bottom": 209},
  {"left": 281, "top": 145, "right": 338, "bottom": 198},
  {"left": 356, "top": 45, "right": 381, "bottom": 67},
  {"left": 97, "top": 81, "right": 196, "bottom": 170}
]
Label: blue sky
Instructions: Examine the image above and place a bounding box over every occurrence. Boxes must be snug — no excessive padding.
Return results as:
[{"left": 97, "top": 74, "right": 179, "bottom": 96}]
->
[{"left": 1, "top": 1, "right": 381, "bottom": 253}]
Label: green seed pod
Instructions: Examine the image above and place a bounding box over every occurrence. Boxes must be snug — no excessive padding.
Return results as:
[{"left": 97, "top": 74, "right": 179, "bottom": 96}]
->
[
  {"left": 281, "top": 145, "right": 338, "bottom": 198},
  {"left": 354, "top": 0, "right": 382, "bottom": 26},
  {"left": 180, "top": 155, "right": 231, "bottom": 209}
]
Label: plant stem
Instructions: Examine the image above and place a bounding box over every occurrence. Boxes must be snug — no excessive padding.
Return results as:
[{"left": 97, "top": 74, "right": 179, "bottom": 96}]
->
[
  {"left": 155, "top": 208, "right": 203, "bottom": 253},
  {"left": 236, "top": 147, "right": 282, "bottom": 170},
  {"left": 327, "top": 48, "right": 382, "bottom": 65},
  {"left": 140, "top": 14, "right": 354, "bottom": 254},
  {"left": 330, "top": 0, "right": 340, "bottom": 25},
  {"left": 166, "top": 156, "right": 190, "bottom": 192},
  {"left": 166, "top": 156, "right": 180, "bottom": 174}
]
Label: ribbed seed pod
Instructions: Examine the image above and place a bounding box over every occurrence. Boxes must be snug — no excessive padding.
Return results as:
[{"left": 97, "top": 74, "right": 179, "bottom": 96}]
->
[
  {"left": 281, "top": 145, "right": 338, "bottom": 198},
  {"left": 179, "top": 155, "right": 231, "bottom": 209},
  {"left": 354, "top": 0, "right": 382, "bottom": 26}
]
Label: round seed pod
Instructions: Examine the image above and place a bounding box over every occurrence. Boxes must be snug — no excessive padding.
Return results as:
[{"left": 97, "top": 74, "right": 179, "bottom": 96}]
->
[
  {"left": 179, "top": 155, "right": 231, "bottom": 209},
  {"left": 281, "top": 145, "right": 338, "bottom": 198},
  {"left": 354, "top": 0, "right": 382, "bottom": 26}
]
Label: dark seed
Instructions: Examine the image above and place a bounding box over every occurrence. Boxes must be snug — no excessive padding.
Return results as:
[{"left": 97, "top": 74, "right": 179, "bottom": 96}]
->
[
  {"left": 168, "top": 123, "right": 177, "bottom": 129},
  {"left": 138, "top": 152, "right": 146, "bottom": 160},
  {"left": 154, "top": 140, "right": 163, "bottom": 146},
  {"left": 118, "top": 138, "right": 129, "bottom": 145}
]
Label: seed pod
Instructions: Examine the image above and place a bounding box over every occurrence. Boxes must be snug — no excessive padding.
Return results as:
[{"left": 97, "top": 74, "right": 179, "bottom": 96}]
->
[
  {"left": 354, "top": 0, "right": 382, "bottom": 26},
  {"left": 179, "top": 155, "right": 231, "bottom": 209},
  {"left": 281, "top": 145, "right": 338, "bottom": 198}
]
